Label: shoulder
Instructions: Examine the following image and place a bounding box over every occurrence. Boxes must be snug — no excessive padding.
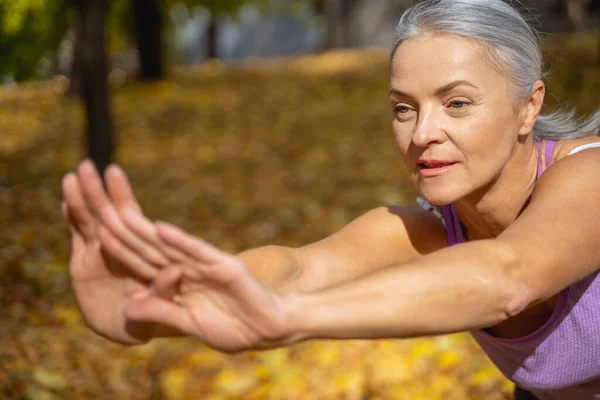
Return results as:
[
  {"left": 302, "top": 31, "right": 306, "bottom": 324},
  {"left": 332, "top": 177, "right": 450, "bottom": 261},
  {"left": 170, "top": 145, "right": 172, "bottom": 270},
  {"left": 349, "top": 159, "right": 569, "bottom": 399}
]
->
[
  {"left": 499, "top": 141, "right": 600, "bottom": 297},
  {"left": 320, "top": 204, "right": 448, "bottom": 256},
  {"left": 537, "top": 136, "right": 600, "bottom": 194},
  {"left": 534, "top": 140, "right": 600, "bottom": 201},
  {"left": 364, "top": 204, "right": 446, "bottom": 240},
  {"left": 297, "top": 204, "right": 448, "bottom": 282}
]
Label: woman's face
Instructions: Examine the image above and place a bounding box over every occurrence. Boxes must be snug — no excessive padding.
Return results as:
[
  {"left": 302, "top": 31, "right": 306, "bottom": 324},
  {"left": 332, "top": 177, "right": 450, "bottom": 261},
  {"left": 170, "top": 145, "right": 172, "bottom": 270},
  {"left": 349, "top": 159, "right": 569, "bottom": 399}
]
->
[{"left": 390, "top": 34, "right": 523, "bottom": 205}]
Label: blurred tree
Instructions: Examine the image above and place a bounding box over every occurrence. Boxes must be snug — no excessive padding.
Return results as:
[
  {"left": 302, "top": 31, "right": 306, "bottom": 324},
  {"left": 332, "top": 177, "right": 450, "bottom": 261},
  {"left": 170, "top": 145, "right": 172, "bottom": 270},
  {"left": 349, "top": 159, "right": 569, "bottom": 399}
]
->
[
  {"left": 324, "top": 0, "right": 351, "bottom": 49},
  {"left": 115, "top": 0, "right": 250, "bottom": 77},
  {"left": 565, "top": 0, "right": 586, "bottom": 30},
  {"left": 0, "top": 0, "right": 69, "bottom": 81},
  {"left": 133, "top": 0, "right": 163, "bottom": 79},
  {"left": 319, "top": 0, "right": 415, "bottom": 50},
  {"left": 177, "top": 0, "right": 250, "bottom": 59},
  {"left": 72, "top": 0, "right": 113, "bottom": 174}
]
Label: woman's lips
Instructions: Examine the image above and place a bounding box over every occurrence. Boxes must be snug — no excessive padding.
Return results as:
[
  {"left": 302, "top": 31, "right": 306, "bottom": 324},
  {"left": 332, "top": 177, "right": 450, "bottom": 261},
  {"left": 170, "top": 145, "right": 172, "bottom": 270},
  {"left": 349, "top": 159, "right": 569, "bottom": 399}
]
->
[{"left": 417, "top": 161, "right": 457, "bottom": 178}]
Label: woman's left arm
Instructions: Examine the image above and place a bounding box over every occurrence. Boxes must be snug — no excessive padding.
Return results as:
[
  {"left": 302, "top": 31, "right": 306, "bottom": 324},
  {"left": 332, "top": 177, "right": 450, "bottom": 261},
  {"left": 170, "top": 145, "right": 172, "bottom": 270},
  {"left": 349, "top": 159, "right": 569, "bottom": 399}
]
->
[{"left": 284, "top": 149, "right": 600, "bottom": 341}]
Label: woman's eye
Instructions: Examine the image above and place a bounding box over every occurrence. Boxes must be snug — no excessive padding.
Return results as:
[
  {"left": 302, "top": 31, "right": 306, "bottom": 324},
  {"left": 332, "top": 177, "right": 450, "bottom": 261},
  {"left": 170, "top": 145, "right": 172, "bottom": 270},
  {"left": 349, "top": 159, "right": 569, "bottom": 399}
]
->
[
  {"left": 395, "top": 105, "right": 412, "bottom": 114},
  {"left": 449, "top": 101, "right": 470, "bottom": 109}
]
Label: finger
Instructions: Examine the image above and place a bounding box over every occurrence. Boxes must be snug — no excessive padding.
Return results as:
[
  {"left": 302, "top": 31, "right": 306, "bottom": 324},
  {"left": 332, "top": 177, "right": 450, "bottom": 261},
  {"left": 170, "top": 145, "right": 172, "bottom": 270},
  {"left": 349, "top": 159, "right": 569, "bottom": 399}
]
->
[
  {"left": 100, "top": 205, "right": 170, "bottom": 267},
  {"left": 121, "top": 207, "right": 187, "bottom": 263},
  {"left": 98, "top": 225, "right": 158, "bottom": 280},
  {"left": 61, "top": 201, "right": 75, "bottom": 234},
  {"left": 151, "top": 265, "right": 183, "bottom": 300},
  {"left": 61, "top": 201, "right": 68, "bottom": 222},
  {"left": 104, "top": 164, "right": 142, "bottom": 212},
  {"left": 156, "top": 222, "right": 230, "bottom": 264},
  {"left": 77, "top": 159, "right": 111, "bottom": 218},
  {"left": 62, "top": 200, "right": 86, "bottom": 259},
  {"left": 62, "top": 173, "right": 96, "bottom": 242},
  {"left": 124, "top": 296, "right": 197, "bottom": 337}
]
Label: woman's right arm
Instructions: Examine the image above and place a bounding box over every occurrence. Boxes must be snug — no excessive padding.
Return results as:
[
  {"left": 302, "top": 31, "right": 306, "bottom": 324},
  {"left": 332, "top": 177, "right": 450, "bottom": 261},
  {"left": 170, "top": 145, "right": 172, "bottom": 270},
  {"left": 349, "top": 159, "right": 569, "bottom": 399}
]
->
[
  {"left": 80, "top": 163, "right": 450, "bottom": 344},
  {"left": 238, "top": 205, "right": 448, "bottom": 294}
]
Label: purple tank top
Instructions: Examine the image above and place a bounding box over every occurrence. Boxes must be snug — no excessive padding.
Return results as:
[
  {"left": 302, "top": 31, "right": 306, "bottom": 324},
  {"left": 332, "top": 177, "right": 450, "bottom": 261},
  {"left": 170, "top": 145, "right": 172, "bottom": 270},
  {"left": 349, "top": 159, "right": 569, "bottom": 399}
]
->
[{"left": 442, "top": 141, "right": 600, "bottom": 399}]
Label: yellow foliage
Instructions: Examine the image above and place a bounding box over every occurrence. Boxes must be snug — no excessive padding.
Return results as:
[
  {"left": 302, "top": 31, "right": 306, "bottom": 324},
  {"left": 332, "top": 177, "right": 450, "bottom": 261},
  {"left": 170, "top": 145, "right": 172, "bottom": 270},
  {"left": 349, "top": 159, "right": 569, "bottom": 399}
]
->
[
  {"left": 32, "top": 368, "right": 68, "bottom": 390},
  {"left": 5, "top": 39, "right": 596, "bottom": 398},
  {"left": 161, "top": 368, "right": 189, "bottom": 400},
  {"left": 2, "top": 0, "right": 46, "bottom": 35}
]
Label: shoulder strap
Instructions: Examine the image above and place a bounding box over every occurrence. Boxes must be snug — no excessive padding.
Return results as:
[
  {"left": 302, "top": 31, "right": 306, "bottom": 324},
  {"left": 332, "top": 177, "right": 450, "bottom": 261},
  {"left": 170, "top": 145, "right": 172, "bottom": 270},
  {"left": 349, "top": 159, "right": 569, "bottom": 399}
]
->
[
  {"left": 537, "top": 140, "right": 557, "bottom": 179},
  {"left": 442, "top": 204, "right": 464, "bottom": 246},
  {"left": 567, "top": 142, "right": 600, "bottom": 155}
]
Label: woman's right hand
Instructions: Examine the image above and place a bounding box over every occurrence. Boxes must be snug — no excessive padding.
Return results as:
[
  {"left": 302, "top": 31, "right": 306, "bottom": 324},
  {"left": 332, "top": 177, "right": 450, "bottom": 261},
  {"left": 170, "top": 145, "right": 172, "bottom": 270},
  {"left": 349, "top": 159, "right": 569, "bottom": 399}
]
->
[
  {"left": 62, "top": 161, "right": 176, "bottom": 345},
  {"left": 97, "top": 195, "right": 294, "bottom": 353}
]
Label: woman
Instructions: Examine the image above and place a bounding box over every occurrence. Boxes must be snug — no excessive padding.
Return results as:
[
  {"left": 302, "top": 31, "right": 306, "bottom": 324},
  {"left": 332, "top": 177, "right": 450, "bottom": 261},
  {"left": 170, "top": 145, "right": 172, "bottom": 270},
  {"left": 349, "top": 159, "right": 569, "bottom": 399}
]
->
[{"left": 61, "top": 0, "right": 600, "bottom": 398}]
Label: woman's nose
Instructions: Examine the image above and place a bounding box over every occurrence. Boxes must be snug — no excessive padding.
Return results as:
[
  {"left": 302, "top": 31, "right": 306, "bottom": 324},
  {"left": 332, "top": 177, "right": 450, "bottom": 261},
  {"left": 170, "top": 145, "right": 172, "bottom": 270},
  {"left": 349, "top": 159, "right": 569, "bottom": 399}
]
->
[{"left": 411, "top": 111, "right": 446, "bottom": 147}]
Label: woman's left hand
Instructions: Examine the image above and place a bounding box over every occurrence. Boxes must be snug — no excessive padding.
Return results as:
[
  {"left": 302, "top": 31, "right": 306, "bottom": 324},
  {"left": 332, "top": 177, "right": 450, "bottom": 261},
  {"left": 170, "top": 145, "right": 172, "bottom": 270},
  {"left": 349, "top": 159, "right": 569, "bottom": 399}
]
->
[{"left": 100, "top": 207, "right": 295, "bottom": 353}]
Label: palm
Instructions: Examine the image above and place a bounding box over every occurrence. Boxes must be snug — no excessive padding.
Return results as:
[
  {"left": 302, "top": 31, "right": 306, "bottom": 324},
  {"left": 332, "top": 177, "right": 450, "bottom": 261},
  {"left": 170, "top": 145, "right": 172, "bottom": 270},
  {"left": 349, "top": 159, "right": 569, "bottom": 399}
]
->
[
  {"left": 62, "top": 161, "right": 162, "bottom": 345},
  {"left": 118, "top": 222, "right": 292, "bottom": 353},
  {"left": 65, "top": 161, "right": 291, "bottom": 351},
  {"left": 175, "top": 260, "right": 289, "bottom": 353},
  {"left": 69, "top": 236, "right": 155, "bottom": 345}
]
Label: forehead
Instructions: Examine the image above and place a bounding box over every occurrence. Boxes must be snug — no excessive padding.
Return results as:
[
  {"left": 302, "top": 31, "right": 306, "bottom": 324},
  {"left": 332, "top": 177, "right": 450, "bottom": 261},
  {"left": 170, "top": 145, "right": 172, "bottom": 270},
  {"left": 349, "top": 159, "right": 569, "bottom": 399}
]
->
[{"left": 390, "top": 35, "right": 506, "bottom": 91}]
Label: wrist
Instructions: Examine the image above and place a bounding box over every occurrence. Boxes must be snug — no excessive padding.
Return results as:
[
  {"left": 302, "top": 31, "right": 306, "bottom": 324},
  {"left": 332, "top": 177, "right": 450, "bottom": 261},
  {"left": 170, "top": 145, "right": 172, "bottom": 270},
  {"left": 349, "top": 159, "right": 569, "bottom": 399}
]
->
[{"left": 279, "top": 291, "right": 314, "bottom": 344}]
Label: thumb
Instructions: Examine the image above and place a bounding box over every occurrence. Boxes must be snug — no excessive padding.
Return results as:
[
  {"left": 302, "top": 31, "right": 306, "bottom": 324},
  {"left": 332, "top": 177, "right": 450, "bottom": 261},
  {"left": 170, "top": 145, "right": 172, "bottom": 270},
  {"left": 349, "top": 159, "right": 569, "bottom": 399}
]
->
[
  {"left": 152, "top": 264, "right": 183, "bottom": 300},
  {"left": 124, "top": 296, "right": 196, "bottom": 336}
]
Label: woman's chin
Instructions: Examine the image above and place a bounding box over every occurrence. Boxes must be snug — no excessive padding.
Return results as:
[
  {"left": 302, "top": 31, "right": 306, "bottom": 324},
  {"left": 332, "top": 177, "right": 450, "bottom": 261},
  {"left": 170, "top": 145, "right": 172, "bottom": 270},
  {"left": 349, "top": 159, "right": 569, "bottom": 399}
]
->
[{"left": 418, "top": 188, "right": 461, "bottom": 206}]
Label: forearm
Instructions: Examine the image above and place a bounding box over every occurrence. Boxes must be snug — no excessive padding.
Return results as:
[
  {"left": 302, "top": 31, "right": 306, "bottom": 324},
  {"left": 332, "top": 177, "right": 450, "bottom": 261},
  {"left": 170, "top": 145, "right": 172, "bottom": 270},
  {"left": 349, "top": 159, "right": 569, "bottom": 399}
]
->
[
  {"left": 238, "top": 245, "right": 305, "bottom": 294},
  {"left": 285, "top": 240, "right": 530, "bottom": 341}
]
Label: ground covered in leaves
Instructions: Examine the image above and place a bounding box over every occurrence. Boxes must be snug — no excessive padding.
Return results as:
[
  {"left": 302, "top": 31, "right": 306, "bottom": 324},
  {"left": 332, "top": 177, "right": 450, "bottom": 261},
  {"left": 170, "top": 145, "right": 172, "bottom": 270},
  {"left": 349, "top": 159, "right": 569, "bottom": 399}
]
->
[{"left": 1, "top": 32, "right": 598, "bottom": 399}]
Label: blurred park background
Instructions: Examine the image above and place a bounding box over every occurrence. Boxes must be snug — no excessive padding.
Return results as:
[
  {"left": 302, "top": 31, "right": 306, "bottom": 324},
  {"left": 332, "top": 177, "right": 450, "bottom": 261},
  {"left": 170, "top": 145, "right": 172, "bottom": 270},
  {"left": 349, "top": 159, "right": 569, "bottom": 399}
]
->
[{"left": 1, "top": 0, "right": 599, "bottom": 399}]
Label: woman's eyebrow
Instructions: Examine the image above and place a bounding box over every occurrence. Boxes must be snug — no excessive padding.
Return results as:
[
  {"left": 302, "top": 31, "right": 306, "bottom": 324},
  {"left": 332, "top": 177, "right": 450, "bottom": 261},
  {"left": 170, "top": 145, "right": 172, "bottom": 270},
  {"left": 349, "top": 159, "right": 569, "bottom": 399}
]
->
[
  {"left": 434, "top": 80, "right": 479, "bottom": 96},
  {"left": 388, "top": 88, "right": 415, "bottom": 99},
  {"left": 389, "top": 80, "right": 479, "bottom": 99}
]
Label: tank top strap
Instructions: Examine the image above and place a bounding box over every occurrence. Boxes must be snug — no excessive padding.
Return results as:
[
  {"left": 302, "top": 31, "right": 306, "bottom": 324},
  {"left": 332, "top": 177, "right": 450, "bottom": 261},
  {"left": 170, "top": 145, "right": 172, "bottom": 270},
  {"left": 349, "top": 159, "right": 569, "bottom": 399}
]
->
[
  {"left": 442, "top": 203, "right": 464, "bottom": 246},
  {"left": 537, "top": 140, "right": 557, "bottom": 179}
]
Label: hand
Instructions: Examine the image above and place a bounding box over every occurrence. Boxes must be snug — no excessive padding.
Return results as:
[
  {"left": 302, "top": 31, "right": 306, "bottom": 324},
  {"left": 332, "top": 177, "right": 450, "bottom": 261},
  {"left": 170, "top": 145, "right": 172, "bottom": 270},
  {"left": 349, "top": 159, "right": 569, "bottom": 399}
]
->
[
  {"left": 62, "top": 160, "right": 175, "bottom": 344},
  {"left": 99, "top": 205, "right": 294, "bottom": 353}
]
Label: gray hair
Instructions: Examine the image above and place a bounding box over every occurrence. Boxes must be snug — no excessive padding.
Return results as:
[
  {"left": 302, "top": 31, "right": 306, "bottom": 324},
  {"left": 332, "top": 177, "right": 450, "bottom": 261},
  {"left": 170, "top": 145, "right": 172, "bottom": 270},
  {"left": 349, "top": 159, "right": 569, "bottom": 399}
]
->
[{"left": 392, "top": 0, "right": 599, "bottom": 141}]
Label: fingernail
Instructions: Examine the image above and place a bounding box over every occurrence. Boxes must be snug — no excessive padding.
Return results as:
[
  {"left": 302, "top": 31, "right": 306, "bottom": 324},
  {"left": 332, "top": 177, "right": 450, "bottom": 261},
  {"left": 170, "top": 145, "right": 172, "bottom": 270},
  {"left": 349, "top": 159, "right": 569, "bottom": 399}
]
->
[
  {"left": 107, "top": 164, "right": 122, "bottom": 177},
  {"left": 121, "top": 207, "right": 137, "bottom": 220}
]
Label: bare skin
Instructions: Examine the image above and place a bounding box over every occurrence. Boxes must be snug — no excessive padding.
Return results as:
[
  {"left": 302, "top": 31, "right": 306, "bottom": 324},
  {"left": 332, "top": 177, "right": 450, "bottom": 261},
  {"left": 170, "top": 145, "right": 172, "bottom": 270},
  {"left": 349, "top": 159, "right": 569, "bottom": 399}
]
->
[
  {"left": 63, "top": 34, "right": 600, "bottom": 350},
  {"left": 62, "top": 164, "right": 166, "bottom": 345}
]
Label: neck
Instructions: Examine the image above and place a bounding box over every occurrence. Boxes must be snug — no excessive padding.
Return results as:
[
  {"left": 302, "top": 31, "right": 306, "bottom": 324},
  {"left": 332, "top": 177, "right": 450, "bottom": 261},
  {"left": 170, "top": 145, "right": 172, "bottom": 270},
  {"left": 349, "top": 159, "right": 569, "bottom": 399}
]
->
[{"left": 455, "top": 136, "right": 539, "bottom": 239}]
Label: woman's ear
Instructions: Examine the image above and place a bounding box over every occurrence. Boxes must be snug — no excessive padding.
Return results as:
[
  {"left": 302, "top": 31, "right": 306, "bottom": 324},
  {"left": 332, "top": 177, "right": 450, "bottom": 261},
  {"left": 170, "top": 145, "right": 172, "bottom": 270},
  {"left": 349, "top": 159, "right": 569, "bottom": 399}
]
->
[{"left": 518, "top": 80, "right": 545, "bottom": 137}]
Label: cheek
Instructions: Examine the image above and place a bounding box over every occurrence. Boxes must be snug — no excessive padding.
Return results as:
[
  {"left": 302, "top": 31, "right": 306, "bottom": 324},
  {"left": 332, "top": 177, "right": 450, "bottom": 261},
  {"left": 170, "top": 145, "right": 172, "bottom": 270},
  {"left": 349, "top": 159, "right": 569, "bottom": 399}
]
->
[
  {"left": 455, "top": 110, "right": 512, "bottom": 155},
  {"left": 392, "top": 121, "right": 412, "bottom": 154},
  {"left": 458, "top": 119, "right": 517, "bottom": 181}
]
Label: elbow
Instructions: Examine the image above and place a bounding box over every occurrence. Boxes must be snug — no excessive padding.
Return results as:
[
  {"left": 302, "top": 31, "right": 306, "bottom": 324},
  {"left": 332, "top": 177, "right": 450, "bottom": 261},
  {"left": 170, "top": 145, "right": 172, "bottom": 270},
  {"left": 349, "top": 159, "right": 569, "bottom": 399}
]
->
[
  {"left": 481, "top": 241, "right": 535, "bottom": 324},
  {"left": 501, "top": 283, "right": 532, "bottom": 321}
]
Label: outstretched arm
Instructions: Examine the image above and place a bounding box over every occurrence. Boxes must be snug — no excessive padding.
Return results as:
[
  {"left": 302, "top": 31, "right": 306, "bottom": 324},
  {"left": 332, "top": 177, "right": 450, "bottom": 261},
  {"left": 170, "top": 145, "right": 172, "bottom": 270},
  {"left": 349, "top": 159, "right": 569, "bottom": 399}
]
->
[
  {"left": 90, "top": 164, "right": 448, "bottom": 295},
  {"left": 101, "top": 150, "right": 600, "bottom": 348},
  {"left": 286, "top": 149, "right": 600, "bottom": 340}
]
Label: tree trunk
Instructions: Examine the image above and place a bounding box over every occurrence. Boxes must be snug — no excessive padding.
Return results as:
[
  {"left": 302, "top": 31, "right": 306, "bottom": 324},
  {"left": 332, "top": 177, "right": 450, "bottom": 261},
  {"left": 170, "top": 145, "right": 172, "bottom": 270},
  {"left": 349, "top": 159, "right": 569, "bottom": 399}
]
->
[
  {"left": 324, "top": 0, "right": 352, "bottom": 50},
  {"left": 324, "top": 0, "right": 341, "bottom": 49},
  {"left": 73, "top": 0, "right": 114, "bottom": 175},
  {"left": 566, "top": 0, "right": 586, "bottom": 30},
  {"left": 68, "top": 14, "right": 83, "bottom": 97},
  {"left": 207, "top": 17, "right": 218, "bottom": 60},
  {"left": 133, "top": 0, "right": 163, "bottom": 80},
  {"left": 340, "top": 0, "right": 352, "bottom": 47}
]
